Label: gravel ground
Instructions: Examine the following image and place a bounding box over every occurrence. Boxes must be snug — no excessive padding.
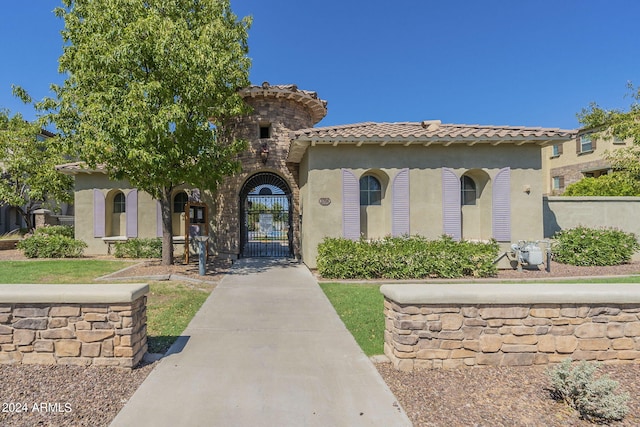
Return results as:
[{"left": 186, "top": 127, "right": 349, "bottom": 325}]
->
[
  {"left": 0, "top": 363, "right": 155, "bottom": 427},
  {"left": 2, "top": 250, "right": 640, "bottom": 426},
  {"left": 376, "top": 362, "right": 640, "bottom": 427}
]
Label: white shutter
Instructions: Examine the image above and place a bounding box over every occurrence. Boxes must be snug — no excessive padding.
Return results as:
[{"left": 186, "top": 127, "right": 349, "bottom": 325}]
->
[
  {"left": 392, "top": 168, "right": 410, "bottom": 236},
  {"left": 342, "top": 169, "right": 360, "bottom": 240},
  {"left": 441, "top": 168, "right": 461, "bottom": 241}
]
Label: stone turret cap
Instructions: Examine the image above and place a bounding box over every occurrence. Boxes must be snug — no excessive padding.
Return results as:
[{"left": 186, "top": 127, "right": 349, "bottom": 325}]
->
[{"left": 239, "top": 82, "right": 328, "bottom": 125}]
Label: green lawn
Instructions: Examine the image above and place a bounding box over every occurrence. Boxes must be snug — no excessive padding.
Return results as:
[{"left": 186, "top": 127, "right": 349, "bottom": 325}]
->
[
  {"left": 320, "top": 282, "right": 385, "bottom": 356},
  {"left": 0, "top": 260, "right": 132, "bottom": 283},
  {"left": 0, "top": 259, "right": 212, "bottom": 355}
]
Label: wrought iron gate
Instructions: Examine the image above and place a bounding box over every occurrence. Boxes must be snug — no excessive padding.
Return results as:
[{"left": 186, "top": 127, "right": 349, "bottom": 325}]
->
[{"left": 240, "top": 173, "right": 293, "bottom": 258}]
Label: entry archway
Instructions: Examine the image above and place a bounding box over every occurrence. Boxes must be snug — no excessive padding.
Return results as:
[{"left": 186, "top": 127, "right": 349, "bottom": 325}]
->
[{"left": 239, "top": 172, "right": 293, "bottom": 257}]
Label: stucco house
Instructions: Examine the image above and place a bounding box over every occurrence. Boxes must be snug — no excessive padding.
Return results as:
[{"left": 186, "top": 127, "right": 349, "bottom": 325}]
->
[
  {"left": 58, "top": 83, "right": 575, "bottom": 268},
  {"left": 542, "top": 129, "right": 631, "bottom": 195}
]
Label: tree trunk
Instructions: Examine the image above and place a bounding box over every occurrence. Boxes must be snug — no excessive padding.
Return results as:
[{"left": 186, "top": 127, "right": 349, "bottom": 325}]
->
[
  {"left": 160, "top": 188, "right": 174, "bottom": 266},
  {"left": 16, "top": 206, "right": 33, "bottom": 232}
]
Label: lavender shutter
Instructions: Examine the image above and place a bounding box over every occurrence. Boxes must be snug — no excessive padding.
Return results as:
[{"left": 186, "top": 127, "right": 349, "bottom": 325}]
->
[
  {"left": 93, "top": 189, "right": 105, "bottom": 238},
  {"left": 492, "top": 167, "right": 511, "bottom": 242},
  {"left": 342, "top": 169, "right": 360, "bottom": 240},
  {"left": 392, "top": 168, "right": 410, "bottom": 236},
  {"left": 126, "top": 189, "right": 138, "bottom": 238},
  {"left": 441, "top": 168, "right": 461, "bottom": 241},
  {"left": 156, "top": 201, "right": 163, "bottom": 237}
]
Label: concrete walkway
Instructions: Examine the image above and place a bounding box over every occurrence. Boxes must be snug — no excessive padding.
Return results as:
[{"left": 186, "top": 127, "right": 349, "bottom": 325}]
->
[{"left": 111, "top": 258, "right": 411, "bottom": 427}]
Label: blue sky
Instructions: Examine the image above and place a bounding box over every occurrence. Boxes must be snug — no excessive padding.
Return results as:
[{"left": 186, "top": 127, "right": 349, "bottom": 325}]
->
[{"left": 2, "top": 0, "right": 639, "bottom": 130}]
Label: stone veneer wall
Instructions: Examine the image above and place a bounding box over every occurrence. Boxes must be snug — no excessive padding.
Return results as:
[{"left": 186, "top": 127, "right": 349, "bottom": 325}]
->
[
  {"left": 381, "top": 283, "right": 640, "bottom": 371},
  {"left": 0, "top": 284, "right": 148, "bottom": 368},
  {"left": 213, "top": 95, "right": 315, "bottom": 259}
]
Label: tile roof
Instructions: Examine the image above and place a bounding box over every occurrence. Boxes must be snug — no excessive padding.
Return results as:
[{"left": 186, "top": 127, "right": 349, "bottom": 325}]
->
[
  {"left": 56, "top": 162, "right": 105, "bottom": 174},
  {"left": 287, "top": 121, "right": 577, "bottom": 162}
]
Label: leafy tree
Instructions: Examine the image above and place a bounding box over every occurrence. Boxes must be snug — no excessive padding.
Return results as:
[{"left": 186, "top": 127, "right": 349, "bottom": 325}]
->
[
  {"left": 36, "top": 0, "right": 252, "bottom": 265},
  {"left": 578, "top": 83, "right": 640, "bottom": 190},
  {"left": 0, "top": 109, "right": 72, "bottom": 231}
]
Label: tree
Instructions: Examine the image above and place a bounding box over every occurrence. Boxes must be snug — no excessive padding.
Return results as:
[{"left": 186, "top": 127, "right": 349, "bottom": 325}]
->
[
  {"left": 40, "top": 0, "right": 252, "bottom": 265},
  {"left": 579, "top": 83, "right": 640, "bottom": 183},
  {"left": 0, "top": 109, "right": 73, "bottom": 231}
]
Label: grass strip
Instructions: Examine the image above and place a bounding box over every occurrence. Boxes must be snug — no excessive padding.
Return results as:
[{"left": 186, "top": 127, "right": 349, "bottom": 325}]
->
[
  {"left": 0, "top": 260, "right": 132, "bottom": 283},
  {"left": 320, "top": 282, "right": 384, "bottom": 356}
]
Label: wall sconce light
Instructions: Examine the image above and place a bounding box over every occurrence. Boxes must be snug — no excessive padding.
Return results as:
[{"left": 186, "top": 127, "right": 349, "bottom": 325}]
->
[
  {"left": 523, "top": 185, "right": 531, "bottom": 194},
  {"left": 260, "top": 142, "right": 269, "bottom": 164}
]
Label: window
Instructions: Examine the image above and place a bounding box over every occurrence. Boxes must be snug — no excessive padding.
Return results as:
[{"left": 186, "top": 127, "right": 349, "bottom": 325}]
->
[
  {"left": 113, "top": 192, "right": 126, "bottom": 213},
  {"left": 461, "top": 175, "right": 476, "bottom": 206},
  {"left": 552, "top": 176, "right": 564, "bottom": 191},
  {"left": 552, "top": 144, "right": 563, "bottom": 157},
  {"left": 173, "top": 192, "right": 189, "bottom": 213},
  {"left": 579, "top": 134, "right": 593, "bottom": 153},
  {"left": 359, "top": 175, "right": 381, "bottom": 206},
  {"left": 259, "top": 124, "right": 271, "bottom": 139}
]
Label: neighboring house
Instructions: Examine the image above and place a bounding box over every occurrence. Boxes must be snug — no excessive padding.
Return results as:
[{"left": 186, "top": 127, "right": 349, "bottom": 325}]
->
[
  {"left": 542, "top": 130, "right": 631, "bottom": 195},
  {"left": 58, "top": 83, "right": 575, "bottom": 268},
  {"left": 0, "top": 129, "right": 73, "bottom": 234}
]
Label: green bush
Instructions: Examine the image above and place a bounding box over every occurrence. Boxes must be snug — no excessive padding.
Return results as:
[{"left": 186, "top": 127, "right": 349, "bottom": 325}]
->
[
  {"left": 552, "top": 226, "right": 639, "bottom": 266},
  {"left": 548, "top": 358, "right": 629, "bottom": 422},
  {"left": 113, "top": 238, "right": 162, "bottom": 258},
  {"left": 33, "top": 225, "right": 75, "bottom": 238},
  {"left": 17, "top": 233, "right": 86, "bottom": 258},
  {"left": 316, "top": 235, "right": 499, "bottom": 279},
  {"left": 563, "top": 173, "right": 640, "bottom": 196}
]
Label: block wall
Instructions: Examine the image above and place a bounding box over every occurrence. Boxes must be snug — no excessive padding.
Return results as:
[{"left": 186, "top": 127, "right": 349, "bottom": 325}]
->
[{"left": 384, "top": 300, "right": 640, "bottom": 371}]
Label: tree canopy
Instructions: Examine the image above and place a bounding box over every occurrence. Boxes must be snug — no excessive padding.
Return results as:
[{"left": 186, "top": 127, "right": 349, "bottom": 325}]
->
[
  {"left": 0, "top": 109, "right": 73, "bottom": 231},
  {"left": 576, "top": 84, "right": 640, "bottom": 195},
  {"left": 40, "top": 0, "right": 252, "bottom": 264}
]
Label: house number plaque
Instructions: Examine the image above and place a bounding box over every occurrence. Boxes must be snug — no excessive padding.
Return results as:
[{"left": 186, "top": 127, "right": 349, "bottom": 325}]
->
[{"left": 319, "top": 198, "right": 331, "bottom": 206}]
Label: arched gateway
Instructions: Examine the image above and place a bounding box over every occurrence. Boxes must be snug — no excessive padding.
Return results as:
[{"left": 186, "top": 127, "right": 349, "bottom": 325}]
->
[{"left": 240, "top": 172, "right": 293, "bottom": 257}]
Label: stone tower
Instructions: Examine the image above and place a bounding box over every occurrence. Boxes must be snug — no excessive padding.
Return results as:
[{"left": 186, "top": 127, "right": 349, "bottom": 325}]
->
[{"left": 212, "top": 82, "right": 327, "bottom": 259}]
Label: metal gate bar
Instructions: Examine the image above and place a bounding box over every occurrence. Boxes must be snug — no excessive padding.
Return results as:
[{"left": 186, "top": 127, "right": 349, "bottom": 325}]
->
[{"left": 242, "top": 194, "right": 291, "bottom": 257}]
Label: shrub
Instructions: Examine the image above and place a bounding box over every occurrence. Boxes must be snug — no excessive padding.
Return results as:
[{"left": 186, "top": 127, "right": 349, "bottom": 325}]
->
[
  {"left": 316, "top": 235, "right": 499, "bottom": 279},
  {"left": 552, "top": 226, "right": 639, "bottom": 266},
  {"left": 113, "top": 238, "right": 162, "bottom": 258},
  {"left": 563, "top": 173, "right": 640, "bottom": 196},
  {"left": 17, "top": 233, "right": 86, "bottom": 258},
  {"left": 33, "top": 225, "right": 75, "bottom": 238},
  {"left": 547, "top": 358, "right": 629, "bottom": 422}
]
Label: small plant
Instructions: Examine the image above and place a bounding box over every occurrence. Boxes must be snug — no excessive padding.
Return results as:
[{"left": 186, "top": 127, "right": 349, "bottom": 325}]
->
[
  {"left": 113, "top": 238, "right": 162, "bottom": 258},
  {"left": 552, "top": 226, "right": 639, "bottom": 266},
  {"left": 547, "top": 358, "right": 629, "bottom": 423}
]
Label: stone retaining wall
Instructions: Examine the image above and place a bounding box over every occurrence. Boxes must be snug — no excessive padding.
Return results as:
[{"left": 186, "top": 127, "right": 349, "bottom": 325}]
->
[
  {"left": 381, "top": 283, "right": 640, "bottom": 371},
  {"left": 0, "top": 284, "right": 148, "bottom": 368}
]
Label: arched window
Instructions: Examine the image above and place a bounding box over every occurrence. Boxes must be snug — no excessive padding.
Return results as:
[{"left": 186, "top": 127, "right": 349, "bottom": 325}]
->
[
  {"left": 461, "top": 176, "right": 477, "bottom": 206},
  {"left": 173, "top": 192, "right": 189, "bottom": 213},
  {"left": 360, "top": 175, "right": 381, "bottom": 206},
  {"left": 113, "top": 192, "right": 126, "bottom": 213}
]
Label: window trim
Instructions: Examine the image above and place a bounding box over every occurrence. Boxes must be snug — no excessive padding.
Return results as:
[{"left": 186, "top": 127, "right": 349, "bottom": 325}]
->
[{"left": 578, "top": 133, "right": 593, "bottom": 154}]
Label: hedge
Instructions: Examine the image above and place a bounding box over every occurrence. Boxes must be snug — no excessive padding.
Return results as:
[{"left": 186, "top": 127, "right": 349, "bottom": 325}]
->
[
  {"left": 317, "top": 235, "right": 499, "bottom": 279},
  {"left": 552, "top": 226, "right": 639, "bottom": 266}
]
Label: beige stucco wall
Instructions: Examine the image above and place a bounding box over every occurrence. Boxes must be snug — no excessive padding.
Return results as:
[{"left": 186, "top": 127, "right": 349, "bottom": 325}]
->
[
  {"left": 299, "top": 143, "right": 545, "bottom": 268},
  {"left": 544, "top": 197, "right": 640, "bottom": 261},
  {"left": 73, "top": 173, "right": 205, "bottom": 255}
]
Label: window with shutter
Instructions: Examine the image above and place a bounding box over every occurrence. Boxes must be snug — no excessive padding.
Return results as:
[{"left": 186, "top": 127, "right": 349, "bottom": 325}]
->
[
  {"left": 392, "top": 168, "right": 410, "bottom": 236},
  {"left": 342, "top": 169, "right": 360, "bottom": 240},
  {"left": 492, "top": 167, "right": 511, "bottom": 242},
  {"left": 93, "top": 189, "right": 105, "bottom": 238},
  {"left": 126, "top": 190, "right": 138, "bottom": 238},
  {"left": 441, "top": 168, "right": 461, "bottom": 241}
]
